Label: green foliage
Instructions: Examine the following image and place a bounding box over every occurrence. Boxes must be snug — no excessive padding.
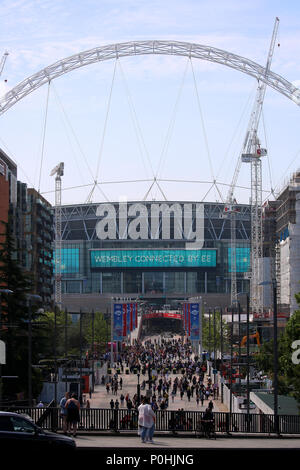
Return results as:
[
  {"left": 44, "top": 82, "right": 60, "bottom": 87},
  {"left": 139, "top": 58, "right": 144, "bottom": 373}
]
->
[
  {"left": 255, "top": 301, "right": 300, "bottom": 406},
  {"left": 202, "top": 310, "right": 230, "bottom": 352},
  {"left": 84, "top": 312, "right": 109, "bottom": 354},
  {"left": 0, "top": 220, "right": 42, "bottom": 400}
]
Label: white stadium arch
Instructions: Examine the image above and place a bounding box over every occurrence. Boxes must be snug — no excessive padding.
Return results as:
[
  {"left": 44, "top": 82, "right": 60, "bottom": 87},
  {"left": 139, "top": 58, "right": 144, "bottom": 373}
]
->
[{"left": 0, "top": 40, "right": 300, "bottom": 116}]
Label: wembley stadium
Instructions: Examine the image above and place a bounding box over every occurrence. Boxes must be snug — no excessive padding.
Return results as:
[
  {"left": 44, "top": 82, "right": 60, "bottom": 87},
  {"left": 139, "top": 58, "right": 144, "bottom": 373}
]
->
[{"left": 59, "top": 199, "right": 251, "bottom": 313}]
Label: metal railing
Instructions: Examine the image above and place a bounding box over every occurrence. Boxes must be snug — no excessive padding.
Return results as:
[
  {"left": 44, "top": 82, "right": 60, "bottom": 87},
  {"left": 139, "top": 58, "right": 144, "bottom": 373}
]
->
[{"left": 2, "top": 407, "right": 300, "bottom": 435}]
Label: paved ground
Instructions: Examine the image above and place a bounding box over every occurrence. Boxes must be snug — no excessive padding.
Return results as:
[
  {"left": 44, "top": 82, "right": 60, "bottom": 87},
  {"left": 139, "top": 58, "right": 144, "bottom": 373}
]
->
[
  {"left": 88, "top": 365, "right": 226, "bottom": 413},
  {"left": 77, "top": 335, "right": 300, "bottom": 451},
  {"left": 88, "top": 332, "right": 227, "bottom": 413},
  {"left": 75, "top": 433, "right": 300, "bottom": 448}
]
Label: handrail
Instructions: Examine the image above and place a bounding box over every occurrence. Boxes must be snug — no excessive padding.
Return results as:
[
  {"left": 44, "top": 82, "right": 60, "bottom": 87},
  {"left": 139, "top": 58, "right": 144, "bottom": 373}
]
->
[{"left": 2, "top": 407, "right": 299, "bottom": 435}]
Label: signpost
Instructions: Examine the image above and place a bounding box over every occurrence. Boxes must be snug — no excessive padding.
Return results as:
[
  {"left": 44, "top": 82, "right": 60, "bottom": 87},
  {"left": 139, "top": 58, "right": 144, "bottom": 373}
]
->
[{"left": 0, "top": 340, "right": 5, "bottom": 365}]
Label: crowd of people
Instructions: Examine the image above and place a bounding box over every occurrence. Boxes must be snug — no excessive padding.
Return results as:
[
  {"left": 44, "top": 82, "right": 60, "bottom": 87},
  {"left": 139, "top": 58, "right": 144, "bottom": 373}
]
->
[
  {"left": 57, "top": 337, "right": 218, "bottom": 440},
  {"left": 105, "top": 337, "right": 219, "bottom": 413}
]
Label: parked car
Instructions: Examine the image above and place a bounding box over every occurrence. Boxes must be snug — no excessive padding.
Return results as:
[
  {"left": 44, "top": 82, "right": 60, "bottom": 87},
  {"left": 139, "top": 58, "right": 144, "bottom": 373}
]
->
[{"left": 0, "top": 411, "right": 76, "bottom": 450}]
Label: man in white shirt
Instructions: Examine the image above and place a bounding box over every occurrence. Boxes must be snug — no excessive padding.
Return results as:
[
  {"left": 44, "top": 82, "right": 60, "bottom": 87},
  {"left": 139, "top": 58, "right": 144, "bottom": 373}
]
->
[{"left": 138, "top": 397, "right": 156, "bottom": 443}]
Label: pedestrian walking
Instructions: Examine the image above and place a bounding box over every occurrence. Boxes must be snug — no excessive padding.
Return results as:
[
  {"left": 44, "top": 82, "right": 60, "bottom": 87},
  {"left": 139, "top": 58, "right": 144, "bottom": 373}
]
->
[
  {"left": 65, "top": 393, "right": 80, "bottom": 437},
  {"left": 138, "top": 397, "right": 156, "bottom": 444},
  {"left": 110, "top": 399, "right": 115, "bottom": 409},
  {"left": 59, "top": 391, "right": 70, "bottom": 435}
]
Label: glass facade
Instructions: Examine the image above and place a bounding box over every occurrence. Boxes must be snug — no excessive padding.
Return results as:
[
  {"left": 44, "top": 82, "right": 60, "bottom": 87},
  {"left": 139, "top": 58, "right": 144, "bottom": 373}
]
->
[
  {"left": 61, "top": 248, "right": 80, "bottom": 273},
  {"left": 59, "top": 201, "right": 251, "bottom": 297},
  {"left": 228, "top": 247, "right": 251, "bottom": 273}
]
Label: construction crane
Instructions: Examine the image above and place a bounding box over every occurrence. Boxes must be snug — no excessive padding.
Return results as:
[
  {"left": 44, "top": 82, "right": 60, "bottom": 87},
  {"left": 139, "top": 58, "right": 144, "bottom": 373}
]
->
[
  {"left": 50, "top": 162, "right": 64, "bottom": 309},
  {"left": 0, "top": 51, "right": 8, "bottom": 78},
  {"left": 240, "top": 331, "right": 260, "bottom": 348},
  {"left": 224, "top": 17, "right": 279, "bottom": 311}
]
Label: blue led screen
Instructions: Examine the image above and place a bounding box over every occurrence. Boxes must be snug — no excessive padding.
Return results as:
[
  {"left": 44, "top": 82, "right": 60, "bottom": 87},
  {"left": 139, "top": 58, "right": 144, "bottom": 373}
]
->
[
  {"left": 54, "top": 248, "right": 79, "bottom": 273},
  {"left": 228, "top": 247, "right": 250, "bottom": 273}
]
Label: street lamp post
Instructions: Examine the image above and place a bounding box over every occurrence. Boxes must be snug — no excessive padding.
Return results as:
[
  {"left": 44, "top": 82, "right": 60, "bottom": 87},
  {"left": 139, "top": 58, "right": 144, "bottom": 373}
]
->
[
  {"left": 273, "top": 283, "right": 279, "bottom": 436},
  {"left": 229, "top": 305, "right": 234, "bottom": 418},
  {"left": 213, "top": 307, "right": 216, "bottom": 384},
  {"left": 137, "top": 373, "right": 141, "bottom": 406},
  {"left": 64, "top": 308, "right": 68, "bottom": 392},
  {"left": 0, "top": 289, "right": 13, "bottom": 406},
  {"left": 92, "top": 309, "right": 95, "bottom": 392},
  {"left": 79, "top": 308, "right": 83, "bottom": 404},
  {"left": 54, "top": 304, "right": 57, "bottom": 405},
  {"left": 148, "top": 360, "right": 152, "bottom": 391},
  {"left": 220, "top": 307, "right": 224, "bottom": 404},
  {"left": 238, "top": 301, "right": 241, "bottom": 391},
  {"left": 246, "top": 294, "right": 250, "bottom": 431},
  {"left": 27, "top": 294, "right": 42, "bottom": 407},
  {"left": 259, "top": 281, "right": 279, "bottom": 435},
  {"left": 208, "top": 308, "right": 211, "bottom": 376}
]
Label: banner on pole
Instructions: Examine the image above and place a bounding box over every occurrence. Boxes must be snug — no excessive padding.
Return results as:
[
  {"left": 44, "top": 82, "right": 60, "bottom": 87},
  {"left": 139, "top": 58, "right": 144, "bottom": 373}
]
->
[
  {"left": 134, "top": 303, "right": 138, "bottom": 329},
  {"left": 122, "top": 304, "right": 127, "bottom": 337},
  {"left": 126, "top": 303, "right": 131, "bottom": 335},
  {"left": 113, "top": 303, "right": 123, "bottom": 341},
  {"left": 190, "top": 303, "right": 200, "bottom": 341}
]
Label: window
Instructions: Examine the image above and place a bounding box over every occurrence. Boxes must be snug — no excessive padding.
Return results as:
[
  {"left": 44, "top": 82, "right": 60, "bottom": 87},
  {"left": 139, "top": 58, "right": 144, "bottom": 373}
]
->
[
  {"left": 144, "top": 272, "right": 163, "bottom": 294},
  {"left": 102, "top": 272, "right": 121, "bottom": 293},
  {"left": 228, "top": 247, "right": 250, "bottom": 273},
  {"left": 0, "top": 416, "right": 14, "bottom": 431},
  {"left": 66, "top": 280, "right": 81, "bottom": 293},
  {"left": 54, "top": 248, "right": 79, "bottom": 273},
  {"left": 165, "top": 272, "right": 185, "bottom": 293},
  {"left": 123, "top": 272, "right": 142, "bottom": 293},
  {"left": 10, "top": 417, "right": 35, "bottom": 433}
]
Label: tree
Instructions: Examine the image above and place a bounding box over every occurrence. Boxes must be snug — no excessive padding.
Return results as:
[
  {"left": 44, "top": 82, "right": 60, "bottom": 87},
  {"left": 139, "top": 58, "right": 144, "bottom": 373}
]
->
[
  {"left": 0, "top": 220, "right": 43, "bottom": 401},
  {"left": 202, "top": 310, "right": 230, "bottom": 353},
  {"left": 84, "top": 312, "right": 109, "bottom": 355},
  {"left": 255, "top": 297, "right": 300, "bottom": 407}
]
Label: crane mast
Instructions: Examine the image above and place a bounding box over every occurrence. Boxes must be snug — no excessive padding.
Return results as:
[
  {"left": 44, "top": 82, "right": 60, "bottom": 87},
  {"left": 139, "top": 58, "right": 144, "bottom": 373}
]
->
[
  {"left": 0, "top": 51, "right": 8, "bottom": 77},
  {"left": 50, "top": 162, "right": 64, "bottom": 309},
  {"left": 225, "top": 17, "right": 279, "bottom": 310}
]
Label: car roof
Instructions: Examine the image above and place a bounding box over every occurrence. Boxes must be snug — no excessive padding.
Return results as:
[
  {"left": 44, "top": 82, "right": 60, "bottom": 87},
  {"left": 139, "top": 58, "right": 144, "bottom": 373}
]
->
[{"left": 0, "top": 411, "right": 29, "bottom": 417}]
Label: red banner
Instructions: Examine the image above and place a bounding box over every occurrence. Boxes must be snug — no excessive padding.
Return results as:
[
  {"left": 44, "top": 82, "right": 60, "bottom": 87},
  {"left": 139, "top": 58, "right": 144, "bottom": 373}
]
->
[
  {"left": 122, "top": 304, "right": 127, "bottom": 337},
  {"left": 130, "top": 303, "right": 133, "bottom": 331},
  {"left": 143, "top": 312, "right": 182, "bottom": 320},
  {"left": 135, "top": 304, "right": 138, "bottom": 329}
]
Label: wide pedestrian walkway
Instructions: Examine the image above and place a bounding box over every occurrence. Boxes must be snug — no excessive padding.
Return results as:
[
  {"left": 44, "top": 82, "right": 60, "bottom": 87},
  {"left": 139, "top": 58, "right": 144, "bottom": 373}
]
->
[{"left": 88, "top": 362, "right": 227, "bottom": 413}]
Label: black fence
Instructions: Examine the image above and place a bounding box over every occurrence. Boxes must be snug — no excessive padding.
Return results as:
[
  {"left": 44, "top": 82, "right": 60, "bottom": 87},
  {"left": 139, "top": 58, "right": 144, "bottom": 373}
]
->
[{"left": 2, "top": 407, "right": 300, "bottom": 435}]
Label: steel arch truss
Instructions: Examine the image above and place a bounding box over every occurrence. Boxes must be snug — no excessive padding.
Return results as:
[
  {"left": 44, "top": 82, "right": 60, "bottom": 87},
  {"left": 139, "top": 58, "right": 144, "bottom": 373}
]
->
[{"left": 1, "top": 40, "right": 300, "bottom": 115}]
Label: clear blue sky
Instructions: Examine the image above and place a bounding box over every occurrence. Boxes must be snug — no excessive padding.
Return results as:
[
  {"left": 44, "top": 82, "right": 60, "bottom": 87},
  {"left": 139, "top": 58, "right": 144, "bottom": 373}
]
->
[{"left": 0, "top": 0, "right": 300, "bottom": 206}]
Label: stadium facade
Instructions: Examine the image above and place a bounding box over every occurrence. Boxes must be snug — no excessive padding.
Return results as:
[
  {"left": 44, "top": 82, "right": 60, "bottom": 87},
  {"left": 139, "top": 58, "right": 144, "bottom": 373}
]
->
[{"left": 59, "top": 200, "right": 251, "bottom": 313}]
